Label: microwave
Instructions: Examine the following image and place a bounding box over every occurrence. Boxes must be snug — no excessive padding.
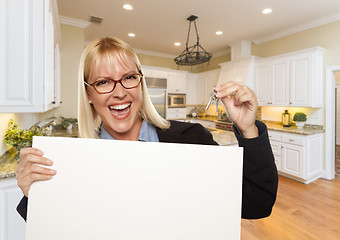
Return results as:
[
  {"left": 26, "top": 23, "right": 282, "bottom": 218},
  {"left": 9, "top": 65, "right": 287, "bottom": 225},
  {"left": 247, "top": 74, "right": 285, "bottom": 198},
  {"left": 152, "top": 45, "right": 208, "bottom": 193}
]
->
[{"left": 168, "top": 94, "right": 186, "bottom": 108}]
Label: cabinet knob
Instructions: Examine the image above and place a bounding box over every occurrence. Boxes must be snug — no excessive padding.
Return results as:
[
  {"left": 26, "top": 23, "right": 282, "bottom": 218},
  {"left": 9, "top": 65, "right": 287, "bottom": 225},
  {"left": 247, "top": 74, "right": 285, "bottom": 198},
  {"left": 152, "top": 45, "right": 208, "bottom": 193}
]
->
[{"left": 51, "top": 101, "right": 56, "bottom": 104}]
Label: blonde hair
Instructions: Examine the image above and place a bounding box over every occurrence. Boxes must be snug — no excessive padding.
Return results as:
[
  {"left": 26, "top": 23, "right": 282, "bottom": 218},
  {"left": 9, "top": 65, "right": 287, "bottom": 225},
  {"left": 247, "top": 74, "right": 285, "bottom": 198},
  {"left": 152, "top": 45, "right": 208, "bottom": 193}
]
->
[{"left": 78, "top": 37, "right": 170, "bottom": 138}]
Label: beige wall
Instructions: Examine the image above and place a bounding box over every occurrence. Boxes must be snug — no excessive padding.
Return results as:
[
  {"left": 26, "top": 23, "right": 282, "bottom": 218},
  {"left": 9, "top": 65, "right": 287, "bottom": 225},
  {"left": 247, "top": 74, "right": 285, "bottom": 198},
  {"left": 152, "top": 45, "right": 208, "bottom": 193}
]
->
[
  {"left": 252, "top": 20, "right": 340, "bottom": 67},
  {"left": 0, "top": 24, "right": 85, "bottom": 154},
  {"left": 138, "top": 52, "right": 230, "bottom": 73}
]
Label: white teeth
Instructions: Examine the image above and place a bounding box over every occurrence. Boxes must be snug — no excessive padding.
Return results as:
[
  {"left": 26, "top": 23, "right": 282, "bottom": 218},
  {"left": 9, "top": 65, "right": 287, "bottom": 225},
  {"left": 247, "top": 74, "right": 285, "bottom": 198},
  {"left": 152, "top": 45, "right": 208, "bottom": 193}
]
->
[{"left": 110, "top": 103, "right": 130, "bottom": 110}]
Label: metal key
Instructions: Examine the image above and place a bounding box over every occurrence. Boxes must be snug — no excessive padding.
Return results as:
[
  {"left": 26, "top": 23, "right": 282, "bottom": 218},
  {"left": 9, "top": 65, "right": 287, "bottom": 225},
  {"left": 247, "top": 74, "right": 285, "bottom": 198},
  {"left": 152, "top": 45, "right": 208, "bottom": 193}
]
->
[{"left": 206, "top": 90, "right": 219, "bottom": 112}]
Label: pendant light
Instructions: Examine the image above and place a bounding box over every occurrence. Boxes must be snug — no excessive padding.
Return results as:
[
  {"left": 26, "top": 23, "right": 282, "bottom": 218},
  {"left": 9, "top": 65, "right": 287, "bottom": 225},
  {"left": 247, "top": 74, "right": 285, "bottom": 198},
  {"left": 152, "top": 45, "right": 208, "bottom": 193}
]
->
[{"left": 174, "top": 15, "right": 212, "bottom": 68}]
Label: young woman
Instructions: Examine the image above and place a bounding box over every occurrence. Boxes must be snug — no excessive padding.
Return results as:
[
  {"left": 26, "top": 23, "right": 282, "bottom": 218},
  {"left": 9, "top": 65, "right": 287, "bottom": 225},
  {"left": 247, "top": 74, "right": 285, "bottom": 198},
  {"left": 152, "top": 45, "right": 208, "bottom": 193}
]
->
[{"left": 16, "top": 37, "right": 278, "bottom": 221}]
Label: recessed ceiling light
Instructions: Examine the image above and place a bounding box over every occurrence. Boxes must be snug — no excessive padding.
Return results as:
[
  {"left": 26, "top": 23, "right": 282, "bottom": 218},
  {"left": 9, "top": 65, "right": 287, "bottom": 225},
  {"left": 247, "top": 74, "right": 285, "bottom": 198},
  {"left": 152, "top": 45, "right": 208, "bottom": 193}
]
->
[
  {"left": 216, "top": 31, "right": 223, "bottom": 35},
  {"left": 128, "top": 33, "right": 135, "bottom": 37},
  {"left": 123, "top": 4, "right": 133, "bottom": 10},
  {"left": 174, "top": 42, "right": 181, "bottom": 46},
  {"left": 262, "top": 8, "right": 272, "bottom": 14}
]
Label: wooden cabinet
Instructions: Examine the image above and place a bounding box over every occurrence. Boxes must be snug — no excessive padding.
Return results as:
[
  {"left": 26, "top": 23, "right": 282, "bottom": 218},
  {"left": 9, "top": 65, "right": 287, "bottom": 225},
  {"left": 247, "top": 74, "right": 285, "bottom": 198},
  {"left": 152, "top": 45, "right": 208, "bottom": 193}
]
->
[
  {"left": 0, "top": 178, "right": 26, "bottom": 240},
  {"left": 197, "top": 69, "right": 220, "bottom": 105},
  {"left": 268, "top": 130, "right": 323, "bottom": 183},
  {"left": 166, "top": 108, "right": 186, "bottom": 120},
  {"left": 186, "top": 73, "right": 198, "bottom": 105},
  {"left": 255, "top": 57, "right": 290, "bottom": 106},
  {"left": 0, "top": 0, "right": 61, "bottom": 113},
  {"left": 167, "top": 71, "right": 187, "bottom": 94},
  {"left": 255, "top": 47, "right": 324, "bottom": 107},
  {"left": 219, "top": 56, "right": 258, "bottom": 90}
]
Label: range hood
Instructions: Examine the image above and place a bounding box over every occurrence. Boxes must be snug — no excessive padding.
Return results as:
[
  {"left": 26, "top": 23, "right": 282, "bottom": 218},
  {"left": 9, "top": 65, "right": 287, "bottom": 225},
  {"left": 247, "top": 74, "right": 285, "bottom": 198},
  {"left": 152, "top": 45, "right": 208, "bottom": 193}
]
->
[{"left": 218, "top": 40, "right": 259, "bottom": 90}]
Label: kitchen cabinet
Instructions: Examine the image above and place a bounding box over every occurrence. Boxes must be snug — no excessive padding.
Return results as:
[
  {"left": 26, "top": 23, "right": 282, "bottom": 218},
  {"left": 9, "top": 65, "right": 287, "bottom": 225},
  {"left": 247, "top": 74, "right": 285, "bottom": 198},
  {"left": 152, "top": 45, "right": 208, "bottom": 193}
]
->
[
  {"left": 268, "top": 130, "right": 323, "bottom": 183},
  {"left": 186, "top": 73, "right": 198, "bottom": 105},
  {"left": 0, "top": 178, "right": 26, "bottom": 240},
  {"left": 255, "top": 57, "right": 290, "bottom": 106},
  {"left": 142, "top": 65, "right": 168, "bottom": 79},
  {"left": 0, "top": 0, "right": 61, "bottom": 113},
  {"left": 218, "top": 56, "right": 258, "bottom": 90},
  {"left": 166, "top": 108, "right": 186, "bottom": 120},
  {"left": 255, "top": 47, "right": 324, "bottom": 107},
  {"left": 197, "top": 69, "right": 220, "bottom": 105},
  {"left": 167, "top": 71, "right": 187, "bottom": 94}
]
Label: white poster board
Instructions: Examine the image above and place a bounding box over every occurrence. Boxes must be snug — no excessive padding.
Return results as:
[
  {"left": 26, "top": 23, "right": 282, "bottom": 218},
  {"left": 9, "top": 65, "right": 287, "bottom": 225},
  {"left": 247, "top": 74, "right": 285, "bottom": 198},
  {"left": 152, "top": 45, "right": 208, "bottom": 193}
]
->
[{"left": 26, "top": 136, "right": 243, "bottom": 240}]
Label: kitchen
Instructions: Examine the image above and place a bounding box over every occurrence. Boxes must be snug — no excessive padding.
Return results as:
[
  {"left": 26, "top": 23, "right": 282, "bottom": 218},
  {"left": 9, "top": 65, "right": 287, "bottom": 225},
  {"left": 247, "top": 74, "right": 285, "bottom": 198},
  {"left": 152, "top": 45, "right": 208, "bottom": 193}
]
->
[{"left": 1, "top": 0, "right": 340, "bottom": 239}]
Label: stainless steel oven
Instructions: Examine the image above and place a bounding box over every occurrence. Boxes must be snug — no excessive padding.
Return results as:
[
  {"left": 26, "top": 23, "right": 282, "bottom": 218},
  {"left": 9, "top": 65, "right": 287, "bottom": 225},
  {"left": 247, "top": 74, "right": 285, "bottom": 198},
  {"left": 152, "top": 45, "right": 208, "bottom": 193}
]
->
[{"left": 168, "top": 94, "right": 186, "bottom": 108}]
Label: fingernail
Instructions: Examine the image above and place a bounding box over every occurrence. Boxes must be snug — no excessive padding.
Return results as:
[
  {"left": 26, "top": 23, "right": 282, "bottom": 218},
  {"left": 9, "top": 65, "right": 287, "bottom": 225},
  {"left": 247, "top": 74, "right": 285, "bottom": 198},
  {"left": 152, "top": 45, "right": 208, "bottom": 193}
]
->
[
  {"left": 37, "top": 150, "right": 43, "bottom": 155},
  {"left": 49, "top": 169, "right": 56, "bottom": 174},
  {"left": 46, "top": 159, "right": 53, "bottom": 165}
]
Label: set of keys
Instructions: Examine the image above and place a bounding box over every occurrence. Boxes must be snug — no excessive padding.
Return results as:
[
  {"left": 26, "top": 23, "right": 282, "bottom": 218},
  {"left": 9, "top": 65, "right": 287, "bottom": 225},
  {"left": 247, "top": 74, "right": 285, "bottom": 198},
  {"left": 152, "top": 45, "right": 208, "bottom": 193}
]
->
[{"left": 206, "top": 89, "right": 219, "bottom": 112}]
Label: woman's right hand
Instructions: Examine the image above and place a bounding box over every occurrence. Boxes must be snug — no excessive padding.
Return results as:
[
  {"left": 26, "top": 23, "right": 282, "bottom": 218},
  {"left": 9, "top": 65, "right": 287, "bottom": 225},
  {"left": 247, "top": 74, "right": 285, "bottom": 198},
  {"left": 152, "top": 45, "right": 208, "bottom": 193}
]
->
[{"left": 16, "top": 147, "right": 56, "bottom": 197}]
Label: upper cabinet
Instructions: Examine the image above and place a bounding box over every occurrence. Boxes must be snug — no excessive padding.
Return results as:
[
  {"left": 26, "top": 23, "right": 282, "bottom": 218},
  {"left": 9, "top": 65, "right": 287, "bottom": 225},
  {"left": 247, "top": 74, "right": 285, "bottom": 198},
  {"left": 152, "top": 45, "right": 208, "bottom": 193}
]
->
[
  {"left": 0, "top": 0, "right": 61, "bottom": 113},
  {"left": 167, "top": 71, "right": 187, "bottom": 94},
  {"left": 197, "top": 69, "right": 220, "bottom": 105},
  {"left": 255, "top": 47, "right": 325, "bottom": 107},
  {"left": 218, "top": 56, "right": 259, "bottom": 91}
]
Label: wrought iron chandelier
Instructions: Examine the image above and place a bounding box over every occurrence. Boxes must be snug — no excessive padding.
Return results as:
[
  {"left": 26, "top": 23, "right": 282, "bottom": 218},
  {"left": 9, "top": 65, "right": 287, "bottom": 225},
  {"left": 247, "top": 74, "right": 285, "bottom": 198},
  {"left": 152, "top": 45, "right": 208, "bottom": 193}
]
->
[{"left": 174, "top": 15, "right": 212, "bottom": 67}]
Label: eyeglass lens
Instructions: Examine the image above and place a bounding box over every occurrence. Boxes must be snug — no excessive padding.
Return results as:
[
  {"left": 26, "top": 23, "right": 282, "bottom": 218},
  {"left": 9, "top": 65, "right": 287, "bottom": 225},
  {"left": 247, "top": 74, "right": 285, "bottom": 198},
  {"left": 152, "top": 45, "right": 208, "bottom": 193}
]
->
[{"left": 94, "top": 74, "right": 141, "bottom": 93}]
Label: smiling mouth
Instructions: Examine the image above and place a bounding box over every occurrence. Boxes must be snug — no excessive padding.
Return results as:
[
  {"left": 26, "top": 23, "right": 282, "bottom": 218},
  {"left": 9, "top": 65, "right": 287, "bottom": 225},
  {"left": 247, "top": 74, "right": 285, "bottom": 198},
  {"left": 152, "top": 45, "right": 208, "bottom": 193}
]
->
[{"left": 109, "top": 103, "right": 131, "bottom": 117}]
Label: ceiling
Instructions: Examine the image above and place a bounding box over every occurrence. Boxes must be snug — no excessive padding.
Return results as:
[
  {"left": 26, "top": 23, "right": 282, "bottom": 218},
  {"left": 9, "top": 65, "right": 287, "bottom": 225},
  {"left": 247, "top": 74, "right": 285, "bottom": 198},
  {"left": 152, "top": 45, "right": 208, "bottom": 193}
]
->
[{"left": 57, "top": 0, "right": 340, "bottom": 57}]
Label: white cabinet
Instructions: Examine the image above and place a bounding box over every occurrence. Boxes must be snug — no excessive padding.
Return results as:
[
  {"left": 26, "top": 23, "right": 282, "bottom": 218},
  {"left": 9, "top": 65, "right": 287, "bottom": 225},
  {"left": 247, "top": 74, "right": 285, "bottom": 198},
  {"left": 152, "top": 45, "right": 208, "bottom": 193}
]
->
[
  {"left": 166, "top": 108, "right": 186, "bottom": 120},
  {"left": 268, "top": 130, "right": 323, "bottom": 183},
  {"left": 218, "top": 56, "right": 258, "bottom": 90},
  {"left": 0, "top": 178, "right": 26, "bottom": 240},
  {"left": 197, "top": 69, "right": 220, "bottom": 105},
  {"left": 255, "top": 57, "right": 290, "bottom": 106},
  {"left": 255, "top": 47, "right": 324, "bottom": 107},
  {"left": 167, "top": 71, "right": 187, "bottom": 93},
  {"left": 186, "top": 73, "right": 198, "bottom": 105},
  {"left": 142, "top": 66, "right": 168, "bottom": 79},
  {"left": 0, "top": 0, "right": 61, "bottom": 113}
]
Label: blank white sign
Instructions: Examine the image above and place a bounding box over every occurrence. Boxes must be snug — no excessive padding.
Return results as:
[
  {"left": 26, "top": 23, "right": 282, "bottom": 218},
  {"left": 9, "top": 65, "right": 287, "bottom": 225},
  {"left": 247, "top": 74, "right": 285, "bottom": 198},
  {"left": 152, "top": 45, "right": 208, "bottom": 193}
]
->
[{"left": 27, "top": 136, "right": 243, "bottom": 240}]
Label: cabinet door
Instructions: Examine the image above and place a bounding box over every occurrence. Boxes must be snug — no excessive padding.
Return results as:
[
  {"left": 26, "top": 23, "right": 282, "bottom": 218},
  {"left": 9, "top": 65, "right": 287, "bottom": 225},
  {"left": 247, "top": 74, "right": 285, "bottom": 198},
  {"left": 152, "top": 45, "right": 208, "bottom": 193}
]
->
[
  {"left": 167, "top": 72, "right": 186, "bottom": 93},
  {"left": 282, "top": 143, "right": 304, "bottom": 178},
  {"left": 197, "top": 75, "right": 206, "bottom": 105},
  {"left": 0, "top": 179, "right": 26, "bottom": 240},
  {"left": 186, "top": 73, "right": 198, "bottom": 105},
  {"left": 255, "top": 62, "right": 270, "bottom": 106},
  {"left": 271, "top": 57, "right": 290, "bottom": 106},
  {"left": 290, "top": 53, "right": 312, "bottom": 106}
]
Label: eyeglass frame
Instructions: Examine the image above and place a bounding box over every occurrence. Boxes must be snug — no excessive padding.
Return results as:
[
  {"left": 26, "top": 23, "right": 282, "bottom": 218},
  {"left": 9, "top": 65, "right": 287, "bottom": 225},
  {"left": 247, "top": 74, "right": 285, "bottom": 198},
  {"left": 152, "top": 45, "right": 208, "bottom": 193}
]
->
[{"left": 84, "top": 72, "right": 143, "bottom": 94}]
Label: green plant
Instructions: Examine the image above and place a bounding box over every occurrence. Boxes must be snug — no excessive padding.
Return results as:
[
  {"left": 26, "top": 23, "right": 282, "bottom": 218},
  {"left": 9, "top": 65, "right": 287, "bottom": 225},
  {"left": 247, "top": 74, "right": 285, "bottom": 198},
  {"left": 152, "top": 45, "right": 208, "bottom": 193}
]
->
[
  {"left": 61, "top": 117, "right": 78, "bottom": 129},
  {"left": 4, "top": 119, "right": 46, "bottom": 159},
  {"left": 293, "top": 112, "right": 307, "bottom": 122}
]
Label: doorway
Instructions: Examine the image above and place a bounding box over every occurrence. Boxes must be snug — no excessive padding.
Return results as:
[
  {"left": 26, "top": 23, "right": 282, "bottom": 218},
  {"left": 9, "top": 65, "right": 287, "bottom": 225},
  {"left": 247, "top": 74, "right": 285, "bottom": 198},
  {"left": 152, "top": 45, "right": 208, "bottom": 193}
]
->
[
  {"left": 325, "top": 66, "right": 340, "bottom": 180},
  {"left": 335, "top": 71, "right": 340, "bottom": 179}
]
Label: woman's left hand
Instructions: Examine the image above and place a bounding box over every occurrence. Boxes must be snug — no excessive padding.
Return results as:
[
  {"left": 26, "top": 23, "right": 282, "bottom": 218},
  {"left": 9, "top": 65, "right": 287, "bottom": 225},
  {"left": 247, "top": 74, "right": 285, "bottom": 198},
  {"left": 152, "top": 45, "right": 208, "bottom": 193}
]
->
[{"left": 215, "top": 81, "right": 258, "bottom": 138}]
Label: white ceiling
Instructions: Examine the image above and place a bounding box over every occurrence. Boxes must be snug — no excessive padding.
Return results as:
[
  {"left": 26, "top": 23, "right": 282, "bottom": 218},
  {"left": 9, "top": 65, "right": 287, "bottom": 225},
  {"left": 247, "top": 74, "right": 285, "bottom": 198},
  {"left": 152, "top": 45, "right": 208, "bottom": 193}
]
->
[{"left": 57, "top": 0, "right": 340, "bottom": 57}]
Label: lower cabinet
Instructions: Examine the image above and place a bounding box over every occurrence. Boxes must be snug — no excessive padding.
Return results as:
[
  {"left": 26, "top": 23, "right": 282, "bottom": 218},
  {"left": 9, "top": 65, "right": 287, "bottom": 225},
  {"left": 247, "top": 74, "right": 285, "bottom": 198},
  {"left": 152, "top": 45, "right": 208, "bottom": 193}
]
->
[
  {"left": 166, "top": 108, "right": 186, "bottom": 120},
  {"left": 0, "top": 178, "right": 26, "bottom": 240},
  {"left": 268, "top": 130, "right": 323, "bottom": 184}
]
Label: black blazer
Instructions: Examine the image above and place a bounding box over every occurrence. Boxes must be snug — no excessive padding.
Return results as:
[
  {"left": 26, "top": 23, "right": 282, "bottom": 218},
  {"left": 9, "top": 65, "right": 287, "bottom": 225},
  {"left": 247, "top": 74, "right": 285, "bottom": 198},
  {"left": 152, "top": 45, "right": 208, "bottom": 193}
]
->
[{"left": 17, "top": 120, "right": 278, "bottom": 221}]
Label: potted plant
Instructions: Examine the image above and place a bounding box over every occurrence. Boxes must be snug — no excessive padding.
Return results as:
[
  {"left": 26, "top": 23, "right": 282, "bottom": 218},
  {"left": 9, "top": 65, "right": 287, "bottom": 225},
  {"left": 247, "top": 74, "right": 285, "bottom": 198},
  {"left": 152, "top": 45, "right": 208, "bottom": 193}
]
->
[
  {"left": 61, "top": 117, "right": 78, "bottom": 130},
  {"left": 4, "top": 119, "right": 46, "bottom": 160},
  {"left": 293, "top": 112, "right": 307, "bottom": 129}
]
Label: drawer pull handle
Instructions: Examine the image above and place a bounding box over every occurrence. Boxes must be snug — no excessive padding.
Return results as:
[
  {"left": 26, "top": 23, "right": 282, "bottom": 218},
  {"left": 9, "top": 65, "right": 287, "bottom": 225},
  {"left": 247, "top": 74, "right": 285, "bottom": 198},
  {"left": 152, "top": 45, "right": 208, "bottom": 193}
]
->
[{"left": 289, "top": 139, "right": 295, "bottom": 142}]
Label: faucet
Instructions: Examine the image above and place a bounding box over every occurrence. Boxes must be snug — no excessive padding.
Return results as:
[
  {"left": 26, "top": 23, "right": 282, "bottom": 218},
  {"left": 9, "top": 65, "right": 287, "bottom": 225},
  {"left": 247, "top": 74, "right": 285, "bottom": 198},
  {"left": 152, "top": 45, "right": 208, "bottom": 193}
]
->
[{"left": 30, "top": 117, "right": 57, "bottom": 130}]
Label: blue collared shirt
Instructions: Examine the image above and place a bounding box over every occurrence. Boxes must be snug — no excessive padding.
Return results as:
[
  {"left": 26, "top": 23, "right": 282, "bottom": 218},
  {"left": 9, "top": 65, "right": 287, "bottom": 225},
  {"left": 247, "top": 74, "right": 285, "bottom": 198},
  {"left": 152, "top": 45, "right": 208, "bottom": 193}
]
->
[{"left": 99, "top": 120, "right": 159, "bottom": 142}]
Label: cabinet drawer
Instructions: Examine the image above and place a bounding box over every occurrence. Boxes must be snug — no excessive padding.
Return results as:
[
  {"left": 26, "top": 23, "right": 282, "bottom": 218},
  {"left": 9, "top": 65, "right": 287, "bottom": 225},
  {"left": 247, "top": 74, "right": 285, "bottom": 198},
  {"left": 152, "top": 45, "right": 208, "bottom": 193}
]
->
[
  {"left": 282, "top": 134, "right": 304, "bottom": 146},
  {"left": 268, "top": 131, "right": 281, "bottom": 141},
  {"left": 167, "top": 108, "right": 186, "bottom": 120}
]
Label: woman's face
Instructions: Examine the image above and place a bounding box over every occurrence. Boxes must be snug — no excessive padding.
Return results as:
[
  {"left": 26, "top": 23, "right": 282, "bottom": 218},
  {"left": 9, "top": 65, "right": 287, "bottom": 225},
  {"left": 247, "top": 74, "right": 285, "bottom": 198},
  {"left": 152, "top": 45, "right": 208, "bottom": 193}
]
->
[{"left": 86, "top": 54, "right": 143, "bottom": 140}]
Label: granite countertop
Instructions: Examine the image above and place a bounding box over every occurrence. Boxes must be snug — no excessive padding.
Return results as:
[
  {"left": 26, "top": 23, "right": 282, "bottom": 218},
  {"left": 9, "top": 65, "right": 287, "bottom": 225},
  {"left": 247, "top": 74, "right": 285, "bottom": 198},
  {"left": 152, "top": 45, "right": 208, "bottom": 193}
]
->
[
  {"left": 186, "top": 115, "right": 324, "bottom": 135},
  {"left": 210, "top": 129, "right": 238, "bottom": 146},
  {"left": 0, "top": 126, "right": 79, "bottom": 180}
]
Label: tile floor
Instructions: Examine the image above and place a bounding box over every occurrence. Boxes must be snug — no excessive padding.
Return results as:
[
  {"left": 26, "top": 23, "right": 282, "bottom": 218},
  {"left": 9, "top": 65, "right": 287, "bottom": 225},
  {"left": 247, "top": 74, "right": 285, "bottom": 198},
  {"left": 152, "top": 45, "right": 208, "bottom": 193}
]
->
[{"left": 336, "top": 145, "right": 340, "bottom": 179}]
